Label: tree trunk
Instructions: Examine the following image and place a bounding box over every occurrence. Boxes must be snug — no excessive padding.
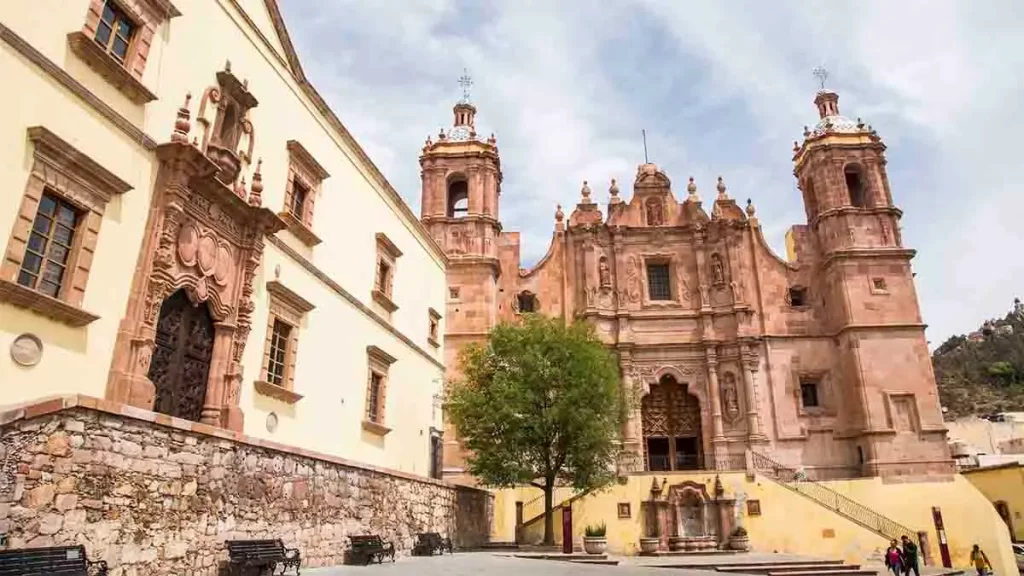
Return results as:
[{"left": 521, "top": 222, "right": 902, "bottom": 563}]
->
[{"left": 542, "top": 483, "right": 554, "bottom": 546}]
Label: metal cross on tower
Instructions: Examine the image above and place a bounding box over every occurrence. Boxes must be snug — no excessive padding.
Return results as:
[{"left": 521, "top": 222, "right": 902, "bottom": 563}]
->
[
  {"left": 812, "top": 66, "right": 829, "bottom": 90},
  {"left": 458, "top": 68, "right": 473, "bottom": 102}
]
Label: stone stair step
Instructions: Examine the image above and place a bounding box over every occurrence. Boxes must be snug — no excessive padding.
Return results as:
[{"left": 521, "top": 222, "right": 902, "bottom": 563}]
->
[
  {"left": 478, "top": 542, "right": 519, "bottom": 550},
  {"left": 716, "top": 562, "right": 847, "bottom": 572},
  {"left": 767, "top": 568, "right": 862, "bottom": 575},
  {"left": 770, "top": 565, "right": 872, "bottom": 569}
]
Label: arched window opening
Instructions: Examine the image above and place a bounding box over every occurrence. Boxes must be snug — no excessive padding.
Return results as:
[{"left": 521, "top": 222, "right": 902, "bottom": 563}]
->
[
  {"left": 447, "top": 179, "right": 469, "bottom": 218},
  {"left": 516, "top": 291, "right": 538, "bottom": 313},
  {"left": 845, "top": 165, "right": 867, "bottom": 208}
]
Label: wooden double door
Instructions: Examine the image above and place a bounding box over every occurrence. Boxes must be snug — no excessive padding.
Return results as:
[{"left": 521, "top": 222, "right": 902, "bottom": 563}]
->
[{"left": 146, "top": 290, "right": 214, "bottom": 421}]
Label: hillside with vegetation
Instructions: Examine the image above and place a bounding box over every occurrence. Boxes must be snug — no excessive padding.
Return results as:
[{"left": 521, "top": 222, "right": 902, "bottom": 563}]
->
[{"left": 933, "top": 299, "right": 1024, "bottom": 419}]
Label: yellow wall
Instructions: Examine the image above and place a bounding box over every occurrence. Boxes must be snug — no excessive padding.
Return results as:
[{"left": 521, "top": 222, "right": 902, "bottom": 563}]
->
[
  {"left": 499, "top": 472, "right": 1015, "bottom": 575},
  {"left": 962, "top": 464, "right": 1024, "bottom": 542},
  {"left": 0, "top": 0, "right": 446, "bottom": 475}
]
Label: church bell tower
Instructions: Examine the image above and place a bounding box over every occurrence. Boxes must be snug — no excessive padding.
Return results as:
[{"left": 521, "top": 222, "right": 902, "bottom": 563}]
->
[
  {"left": 792, "top": 70, "right": 950, "bottom": 476},
  {"left": 419, "top": 71, "right": 503, "bottom": 484}
]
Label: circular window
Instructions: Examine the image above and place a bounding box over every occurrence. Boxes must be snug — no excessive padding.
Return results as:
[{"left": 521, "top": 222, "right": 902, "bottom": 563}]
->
[
  {"left": 266, "top": 412, "right": 279, "bottom": 433},
  {"left": 10, "top": 334, "right": 43, "bottom": 367}
]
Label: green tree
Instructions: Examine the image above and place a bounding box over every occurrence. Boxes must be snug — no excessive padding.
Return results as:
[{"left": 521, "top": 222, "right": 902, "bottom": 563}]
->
[{"left": 446, "top": 315, "right": 626, "bottom": 545}]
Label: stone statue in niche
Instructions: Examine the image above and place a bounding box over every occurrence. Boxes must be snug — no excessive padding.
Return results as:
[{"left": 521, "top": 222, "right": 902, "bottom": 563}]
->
[
  {"left": 721, "top": 373, "right": 741, "bottom": 422},
  {"left": 599, "top": 256, "right": 611, "bottom": 288},
  {"left": 646, "top": 197, "right": 664, "bottom": 226},
  {"left": 711, "top": 254, "right": 725, "bottom": 285}
]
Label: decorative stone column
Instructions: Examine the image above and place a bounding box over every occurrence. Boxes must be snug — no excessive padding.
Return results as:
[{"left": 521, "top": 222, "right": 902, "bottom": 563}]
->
[
  {"left": 706, "top": 348, "right": 727, "bottom": 467},
  {"left": 740, "top": 343, "right": 765, "bottom": 441},
  {"left": 620, "top": 364, "right": 643, "bottom": 472}
]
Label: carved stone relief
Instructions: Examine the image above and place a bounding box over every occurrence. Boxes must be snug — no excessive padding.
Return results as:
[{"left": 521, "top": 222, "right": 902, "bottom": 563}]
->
[
  {"left": 626, "top": 255, "right": 642, "bottom": 302},
  {"left": 720, "top": 372, "right": 741, "bottom": 423}
]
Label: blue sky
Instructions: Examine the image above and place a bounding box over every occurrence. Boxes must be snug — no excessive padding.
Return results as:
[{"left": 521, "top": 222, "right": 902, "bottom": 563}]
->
[{"left": 279, "top": 0, "right": 1024, "bottom": 347}]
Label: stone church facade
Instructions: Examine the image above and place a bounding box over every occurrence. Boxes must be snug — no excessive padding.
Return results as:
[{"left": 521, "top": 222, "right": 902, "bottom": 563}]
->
[{"left": 423, "top": 89, "right": 953, "bottom": 483}]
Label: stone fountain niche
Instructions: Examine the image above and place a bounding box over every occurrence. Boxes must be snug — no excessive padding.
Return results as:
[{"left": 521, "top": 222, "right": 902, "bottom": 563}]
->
[{"left": 640, "top": 478, "right": 739, "bottom": 552}]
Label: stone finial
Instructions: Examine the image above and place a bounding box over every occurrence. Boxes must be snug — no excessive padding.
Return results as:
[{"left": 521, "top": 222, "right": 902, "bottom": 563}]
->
[
  {"left": 424, "top": 135, "right": 433, "bottom": 150},
  {"left": 609, "top": 178, "right": 621, "bottom": 204},
  {"left": 171, "top": 93, "right": 192, "bottom": 143},
  {"left": 687, "top": 177, "right": 700, "bottom": 202},
  {"left": 580, "top": 180, "right": 592, "bottom": 202},
  {"left": 555, "top": 204, "right": 564, "bottom": 223},
  {"left": 224, "top": 59, "right": 232, "bottom": 73},
  {"left": 746, "top": 198, "right": 756, "bottom": 217},
  {"left": 236, "top": 175, "right": 247, "bottom": 199},
  {"left": 803, "top": 125, "right": 810, "bottom": 138},
  {"left": 793, "top": 140, "right": 800, "bottom": 152},
  {"left": 857, "top": 117, "right": 865, "bottom": 130},
  {"left": 248, "top": 159, "right": 263, "bottom": 207},
  {"left": 716, "top": 176, "right": 728, "bottom": 199},
  {"left": 438, "top": 127, "right": 447, "bottom": 140},
  {"left": 488, "top": 133, "right": 497, "bottom": 145}
]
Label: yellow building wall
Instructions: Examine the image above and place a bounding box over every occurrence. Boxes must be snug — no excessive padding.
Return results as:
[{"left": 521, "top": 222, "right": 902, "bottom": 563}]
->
[
  {"left": 962, "top": 465, "right": 1024, "bottom": 542},
  {"left": 503, "top": 472, "right": 1015, "bottom": 575},
  {"left": 0, "top": 0, "right": 447, "bottom": 475},
  {"left": 492, "top": 485, "right": 578, "bottom": 543}
]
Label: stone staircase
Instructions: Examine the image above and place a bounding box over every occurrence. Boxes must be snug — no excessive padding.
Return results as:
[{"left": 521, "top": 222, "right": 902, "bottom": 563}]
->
[
  {"left": 713, "top": 560, "right": 875, "bottom": 576},
  {"left": 751, "top": 451, "right": 919, "bottom": 543}
]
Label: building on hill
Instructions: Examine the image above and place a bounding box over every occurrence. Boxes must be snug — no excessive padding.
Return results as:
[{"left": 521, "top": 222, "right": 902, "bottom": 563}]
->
[
  {"left": 424, "top": 82, "right": 953, "bottom": 484},
  {"left": 0, "top": 0, "right": 448, "bottom": 476}
]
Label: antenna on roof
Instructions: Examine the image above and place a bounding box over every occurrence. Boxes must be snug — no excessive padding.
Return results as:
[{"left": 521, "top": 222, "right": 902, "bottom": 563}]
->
[{"left": 642, "top": 129, "right": 649, "bottom": 164}]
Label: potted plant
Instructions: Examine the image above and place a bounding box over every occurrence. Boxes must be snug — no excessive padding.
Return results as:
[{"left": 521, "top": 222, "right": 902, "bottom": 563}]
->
[
  {"left": 583, "top": 523, "right": 608, "bottom": 555},
  {"left": 639, "top": 536, "right": 660, "bottom": 554},
  {"left": 729, "top": 526, "right": 750, "bottom": 551}
]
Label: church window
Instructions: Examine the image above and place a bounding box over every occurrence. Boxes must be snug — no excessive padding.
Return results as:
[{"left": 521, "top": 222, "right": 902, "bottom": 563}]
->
[
  {"left": 93, "top": 1, "right": 135, "bottom": 65},
  {"left": 845, "top": 165, "right": 867, "bottom": 208},
  {"left": 449, "top": 287, "right": 461, "bottom": 300},
  {"left": 800, "top": 379, "right": 820, "bottom": 408},
  {"left": 517, "top": 291, "right": 538, "bottom": 313},
  {"left": 647, "top": 263, "right": 672, "bottom": 301},
  {"left": 447, "top": 179, "right": 469, "bottom": 218},
  {"left": 872, "top": 277, "right": 888, "bottom": 292},
  {"left": 17, "top": 192, "right": 80, "bottom": 299},
  {"left": 266, "top": 319, "right": 291, "bottom": 386},
  {"left": 1, "top": 128, "right": 129, "bottom": 327},
  {"left": 283, "top": 140, "right": 329, "bottom": 246},
  {"left": 788, "top": 286, "right": 808, "bottom": 307},
  {"left": 372, "top": 233, "right": 402, "bottom": 315},
  {"left": 428, "top": 308, "right": 441, "bottom": 347},
  {"left": 257, "top": 281, "right": 314, "bottom": 402},
  {"left": 363, "top": 345, "right": 397, "bottom": 433}
]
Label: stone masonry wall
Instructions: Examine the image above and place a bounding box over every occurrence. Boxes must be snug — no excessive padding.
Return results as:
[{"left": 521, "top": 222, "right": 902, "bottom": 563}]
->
[{"left": 0, "top": 401, "right": 492, "bottom": 575}]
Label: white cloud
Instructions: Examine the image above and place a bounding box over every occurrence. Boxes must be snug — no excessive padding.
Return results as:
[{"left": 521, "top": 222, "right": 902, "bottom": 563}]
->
[{"left": 280, "top": 0, "right": 1024, "bottom": 346}]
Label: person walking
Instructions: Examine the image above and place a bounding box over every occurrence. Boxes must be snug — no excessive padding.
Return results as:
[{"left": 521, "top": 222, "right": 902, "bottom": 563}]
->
[
  {"left": 884, "top": 540, "right": 904, "bottom": 576},
  {"left": 970, "top": 544, "right": 992, "bottom": 576},
  {"left": 900, "top": 535, "right": 920, "bottom": 576}
]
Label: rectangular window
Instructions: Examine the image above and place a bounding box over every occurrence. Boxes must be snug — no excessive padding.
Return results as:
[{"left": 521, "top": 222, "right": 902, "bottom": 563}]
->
[
  {"left": 376, "top": 261, "right": 391, "bottom": 295},
  {"left": 429, "top": 434, "right": 443, "bottom": 479},
  {"left": 789, "top": 286, "right": 808, "bottom": 307},
  {"left": 93, "top": 1, "right": 135, "bottom": 64},
  {"left": 800, "top": 380, "right": 820, "bottom": 408},
  {"left": 291, "top": 178, "right": 308, "bottom": 220},
  {"left": 18, "top": 192, "right": 79, "bottom": 299},
  {"left": 367, "top": 373, "right": 383, "bottom": 423},
  {"left": 646, "top": 437, "right": 670, "bottom": 471},
  {"left": 266, "top": 319, "right": 291, "bottom": 386},
  {"left": 647, "top": 263, "right": 671, "bottom": 301}
]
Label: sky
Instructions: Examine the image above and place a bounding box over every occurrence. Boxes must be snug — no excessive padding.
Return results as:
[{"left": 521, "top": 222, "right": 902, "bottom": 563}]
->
[{"left": 279, "top": 0, "right": 1024, "bottom": 348}]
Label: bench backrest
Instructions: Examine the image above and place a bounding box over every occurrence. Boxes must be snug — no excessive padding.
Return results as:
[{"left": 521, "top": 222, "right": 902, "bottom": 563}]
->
[
  {"left": 350, "top": 535, "right": 384, "bottom": 547},
  {"left": 0, "top": 545, "right": 89, "bottom": 575},
  {"left": 226, "top": 539, "right": 285, "bottom": 560}
]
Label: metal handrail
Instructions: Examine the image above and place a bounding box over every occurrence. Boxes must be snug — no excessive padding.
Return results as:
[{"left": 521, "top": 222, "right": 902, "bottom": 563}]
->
[{"left": 751, "top": 451, "right": 917, "bottom": 541}]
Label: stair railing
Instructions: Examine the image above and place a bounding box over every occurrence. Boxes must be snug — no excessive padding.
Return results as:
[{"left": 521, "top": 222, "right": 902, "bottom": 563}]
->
[{"left": 751, "top": 450, "right": 918, "bottom": 542}]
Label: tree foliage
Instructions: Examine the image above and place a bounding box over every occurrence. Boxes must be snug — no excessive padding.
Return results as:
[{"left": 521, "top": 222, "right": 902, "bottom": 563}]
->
[
  {"left": 445, "top": 314, "right": 626, "bottom": 544},
  {"left": 933, "top": 304, "right": 1024, "bottom": 418}
]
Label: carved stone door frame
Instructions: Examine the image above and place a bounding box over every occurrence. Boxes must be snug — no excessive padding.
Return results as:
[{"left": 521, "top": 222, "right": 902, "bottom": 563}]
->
[{"left": 106, "top": 88, "right": 283, "bottom": 432}]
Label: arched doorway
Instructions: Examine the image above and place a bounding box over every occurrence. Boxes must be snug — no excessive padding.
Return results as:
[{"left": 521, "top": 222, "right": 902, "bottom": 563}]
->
[
  {"left": 147, "top": 290, "right": 215, "bottom": 421},
  {"left": 642, "top": 374, "right": 703, "bottom": 471}
]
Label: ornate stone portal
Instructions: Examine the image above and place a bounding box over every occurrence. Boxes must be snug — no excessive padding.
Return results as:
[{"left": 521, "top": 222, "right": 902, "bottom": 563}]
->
[
  {"left": 641, "top": 479, "right": 738, "bottom": 552},
  {"left": 106, "top": 64, "right": 284, "bottom": 432}
]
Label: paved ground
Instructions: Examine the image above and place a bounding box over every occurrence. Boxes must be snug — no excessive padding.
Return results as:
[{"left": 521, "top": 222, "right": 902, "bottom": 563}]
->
[
  {"left": 304, "top": 551, "right": 969, "bottom": 576},
  {"left": 304, "top": 552, "right": 713, "bottom": 575}
]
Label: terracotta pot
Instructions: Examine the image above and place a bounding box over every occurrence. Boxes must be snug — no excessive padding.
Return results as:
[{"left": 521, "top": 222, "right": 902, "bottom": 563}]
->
[
  {"left": 583, "top": 536, "right": 607, "bottom": 555},
  {"left": 729, "top": 535, "right": 750, "bottom": 551},
  {"left": 639, "top": 537, "right": 661, "bottom": 554}
]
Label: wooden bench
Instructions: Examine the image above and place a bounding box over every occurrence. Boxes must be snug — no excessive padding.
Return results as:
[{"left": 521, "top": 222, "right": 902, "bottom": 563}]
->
[
  {"left": 346, "top": 535, "right": 395, "bottom": 565},
  {"left": 412, "top": 532, "right": 453, "bottom": 556},
  {"left": 0, "top": 544, "right": 108, "bottom": 575},
  {"left": 225, "top": 539, "right": 301, "bottom": 575}
]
